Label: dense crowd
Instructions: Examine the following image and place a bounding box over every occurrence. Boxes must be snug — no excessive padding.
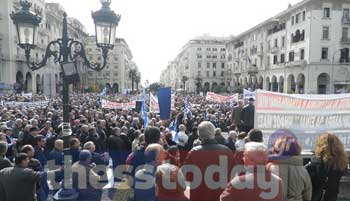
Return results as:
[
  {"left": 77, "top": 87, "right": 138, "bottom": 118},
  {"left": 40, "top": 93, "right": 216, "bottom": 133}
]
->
[{"left": 0, "top": 92, "right": 349, "bottom": 201}]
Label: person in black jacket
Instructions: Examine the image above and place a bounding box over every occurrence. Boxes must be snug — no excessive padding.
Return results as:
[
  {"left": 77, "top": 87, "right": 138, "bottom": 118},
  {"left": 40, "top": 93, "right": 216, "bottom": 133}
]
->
[
  {"left": 240, "top": 98, "right": 255, "bottom": 133},
  {"left": 0, "top": 141, "right": 12, "bottom": 170},
  {"left": 305, "top": 133, "right": 349, "bottom": 201}
]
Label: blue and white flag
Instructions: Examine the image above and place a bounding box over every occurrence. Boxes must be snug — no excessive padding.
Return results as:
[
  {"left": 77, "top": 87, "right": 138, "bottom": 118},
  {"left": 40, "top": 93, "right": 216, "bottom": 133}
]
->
[
  {"left": 169, "top": 118, "right": 179, "bottom": 143},
  {"left": 100, "top": 87, "right": 108, "bottom": 96},
  {"left": 141, "top": 88, "right": 148, "bottom": 128},
  {"left": 184, "top": 96, "right": 192, "bottom": 120},
  {"left": 243, "top": 89, "right": 256, "bottom": 100},
  {"left": 205, "top": 111, "right": 209, "bottom": 121}
]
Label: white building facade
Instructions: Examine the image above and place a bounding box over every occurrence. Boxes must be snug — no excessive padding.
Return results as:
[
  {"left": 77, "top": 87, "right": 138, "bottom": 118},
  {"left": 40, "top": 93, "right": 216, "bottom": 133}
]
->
[
  {"left": 0, "top": 0, "right": 88, "bottom": 96},
  {"left": 161, "top": 35, "right": 230, "bottom": 93},
  {"left": 226, "top": 0, "right": 350, "bottom": 94},
  {"left": 85, "top": 37, "right": 140, "bottom": 93}
]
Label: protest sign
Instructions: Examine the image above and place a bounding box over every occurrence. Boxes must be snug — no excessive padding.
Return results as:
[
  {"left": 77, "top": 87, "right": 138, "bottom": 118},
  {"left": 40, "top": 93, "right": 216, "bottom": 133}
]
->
[
  {"left": 206, "top": 92, "right": 238, "bottom": 103},
  {"left": 243, "top": 89, "right": 256, "bottom": 100},
  {"left": 3, "top": 101, "right": 49, "bottom": 107},
  {"left": 101, "top": 99, "right": 135, "bottom": 110},
  {"left": 255, "top": 90, "right": 350, "bottom": 150},
  {"left": 149, "top": 93, "right": 160, "bottom": 113}
]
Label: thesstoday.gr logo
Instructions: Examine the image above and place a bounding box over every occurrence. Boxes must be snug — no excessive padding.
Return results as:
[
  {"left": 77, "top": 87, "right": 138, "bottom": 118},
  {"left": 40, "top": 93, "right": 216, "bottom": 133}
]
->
[{"left": 268, "top": 129, "right": 300, "bottom": 160}]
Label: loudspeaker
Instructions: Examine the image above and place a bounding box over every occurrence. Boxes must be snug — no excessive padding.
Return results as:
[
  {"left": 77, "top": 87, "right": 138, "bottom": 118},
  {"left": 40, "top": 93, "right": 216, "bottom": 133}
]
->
[{"left": 135, "top": 101, "right": 142, "bottom": 112}]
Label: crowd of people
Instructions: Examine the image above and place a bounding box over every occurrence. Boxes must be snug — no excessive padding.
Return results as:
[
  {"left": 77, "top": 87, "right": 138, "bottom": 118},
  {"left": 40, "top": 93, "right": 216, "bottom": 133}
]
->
[{"left": 0, "top": 92, "right": 349, "bottom": 201}]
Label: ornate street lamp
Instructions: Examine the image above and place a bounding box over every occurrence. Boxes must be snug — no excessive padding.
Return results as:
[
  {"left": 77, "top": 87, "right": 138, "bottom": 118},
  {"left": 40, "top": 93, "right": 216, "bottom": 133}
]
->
[{"left": 10, "top": 0, "right": 121, "bottom": 139}]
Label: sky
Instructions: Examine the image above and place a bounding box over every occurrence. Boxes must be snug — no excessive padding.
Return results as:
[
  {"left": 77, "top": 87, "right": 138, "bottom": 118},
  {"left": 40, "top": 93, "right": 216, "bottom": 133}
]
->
[{"left": 47, "top": 0, "right": 302, "bottom": 84}]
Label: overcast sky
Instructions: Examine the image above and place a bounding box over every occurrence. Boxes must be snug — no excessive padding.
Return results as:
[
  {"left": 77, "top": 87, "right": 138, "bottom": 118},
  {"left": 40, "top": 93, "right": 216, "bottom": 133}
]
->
[{"left": 47, "top": 0, "right": 302, "bottom": 84}]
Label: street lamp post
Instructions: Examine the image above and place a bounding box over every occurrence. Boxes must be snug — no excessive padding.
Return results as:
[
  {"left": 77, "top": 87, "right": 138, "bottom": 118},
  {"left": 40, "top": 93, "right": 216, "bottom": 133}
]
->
[{"left": 11, "top": 0, "right": 120, "bottom": 143}]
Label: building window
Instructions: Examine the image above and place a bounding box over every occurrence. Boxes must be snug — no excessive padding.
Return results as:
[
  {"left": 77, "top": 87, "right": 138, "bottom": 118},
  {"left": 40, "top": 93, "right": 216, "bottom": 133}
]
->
[
  {"left": 274, "top": 39, "right": 278, "bottom": 47},
  {"left": 322, "top": 26, "right": 329, "bottom": 40},
  {"left": 198, "top": 62, "right": 201, "bottom": 68},
  {"left": 197, "top": 47, "right": 202, "bottom": 51},
  {"left": 197, "top": 54, "right": 202, "bottom": 59},
  {"left": 221, "top": 48, "right": 226, "bottom": 51},
  {"left": 206, "top": 55, "right": 211, "bottom": 59},
  {"left": 185, "top": 65, "right": 189, "bottom": 70},
  {"left": 221, "top": 62, "right": 225, "bottom": 68},
  {"left": 281, "top": 54, "right": 285, "bottom": 63},
  {"left": 213, "top": 48, "right": 217, "bottom": 51},
  {"left": 344, "top": 8, "right": 350, "bottom": 19},
  {"left": 213, "top": 63, "right": 216, "bottom": 68},
  {"left": 342, "top": 27, "right": 348, "bottom": 39},
  {"left": 213, "top": 71, "right": 216, "bottom": 77},
  {"left": 206, "top": 71, "right": 210, "bottom": 77},
  {"left": 292, "top": 16, "right": 295, "bottom": 25},
  {"left": 321, "top": 47, "right": 328, "bottom": 60},
  {"left": 221, "top": 71, "right": 224, "bottom": 77},
  {"left": 323, "top": 7, "right": 330, "bottom": 18},
  {"left": 296, "top": 13, "right": 300, "bottom": 23},
  {"left": 206, "top": 48, "right": 211, "bottom": 51},
  {"left": 114, "top": 72, "right": 118, "bottom": 76},
  {"left": 114, "top": 65, "right": 118, "bottom": 69},
  {"left": 273, "top": 55, "right": 278, "bottom": 64},
  {"left": 212, "top": 55, "right": 217, "bottom": 59},
  {"left": 289, "top": 51, "right": 295, "bottom": 62},
  {"left": 302, "top": 11, "right": 306, "bottom": 21},
  {"left": 207, "top": 62, "right": 210, "bottom": 68},
  {"left": 300, "top": 49, "right": 305, "bottom": 60},
  {"left": 198, "top": 71, "right": 201, "bottom": 76}
]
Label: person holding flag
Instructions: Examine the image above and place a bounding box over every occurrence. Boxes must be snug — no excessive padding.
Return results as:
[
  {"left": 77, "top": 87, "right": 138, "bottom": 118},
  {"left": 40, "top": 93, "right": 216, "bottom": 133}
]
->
[{"left": 141, "top": 90, "right": 148, "bottom": 129}]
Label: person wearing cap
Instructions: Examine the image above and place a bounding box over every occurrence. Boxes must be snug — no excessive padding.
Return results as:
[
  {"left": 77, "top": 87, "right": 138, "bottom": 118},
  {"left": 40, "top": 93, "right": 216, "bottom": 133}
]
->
[{"left": 240, "top": 97, "right": 255, "bottom": 133}]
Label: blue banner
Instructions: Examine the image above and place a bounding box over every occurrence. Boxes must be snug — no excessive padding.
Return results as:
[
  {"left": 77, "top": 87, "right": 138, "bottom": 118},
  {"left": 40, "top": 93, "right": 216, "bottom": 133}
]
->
[{"left": 158, "top": 88, "right": 171, "bottom": 120}]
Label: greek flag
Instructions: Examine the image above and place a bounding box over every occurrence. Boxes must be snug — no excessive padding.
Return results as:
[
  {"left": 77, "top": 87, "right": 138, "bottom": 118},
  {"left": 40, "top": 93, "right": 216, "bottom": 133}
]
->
[
  {"left": 141, "top": 89, "right": 148, "bottom": 128},
  {"left": 169, "top": 118, "right": 178, "bottom": 143},
  {"left": 100, "top": 87, "right": 108, "bottom": 96},
  {"left": 205, "top": 111, "right": 209, "bottom": 121},
  {"left": 184, "top": 96, "right": 192, "bottom": 120}
]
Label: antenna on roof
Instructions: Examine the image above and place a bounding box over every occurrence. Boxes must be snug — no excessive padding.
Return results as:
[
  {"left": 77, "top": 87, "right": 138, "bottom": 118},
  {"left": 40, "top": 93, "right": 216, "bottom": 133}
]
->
[{"left": 288, "top": 3, "right": 292, "bottom": 8}]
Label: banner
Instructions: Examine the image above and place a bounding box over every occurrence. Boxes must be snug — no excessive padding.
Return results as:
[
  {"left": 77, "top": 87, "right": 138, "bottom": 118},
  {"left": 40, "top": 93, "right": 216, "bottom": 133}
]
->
[
  {"left": 243, "top": 89, "right": 256, "bottom": 100},
  {"left": 21, "top": 93, "right": 33, "bottom": 99},
  {"left": 2, "top": 101, "right": 49, "bottom": 107},
  {"left": 149, "top": 93, "right": 160, "bottom": 113},
  {"left": 255, "top": 90, "right": 350, "bottom": 150},
  {"left": 206, "top": 92, "right": 239, "bottom": 103},
  {"left": 158, "top": 88, "right": 171, "bottom": 120},
  {"left": 101, "top": 99, "right": 135, "bottom": 110}
]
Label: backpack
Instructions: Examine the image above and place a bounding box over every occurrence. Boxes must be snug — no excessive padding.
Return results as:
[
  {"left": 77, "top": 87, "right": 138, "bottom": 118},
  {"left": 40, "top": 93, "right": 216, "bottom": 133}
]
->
[{"left": 305, "top": 157, "right": 329, "bottom": 201}]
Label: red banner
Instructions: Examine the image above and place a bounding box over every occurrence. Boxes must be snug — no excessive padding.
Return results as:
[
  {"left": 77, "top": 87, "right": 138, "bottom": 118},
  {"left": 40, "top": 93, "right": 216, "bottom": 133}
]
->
[
  {"left": 206, "top": 92, "right": 238, "bottom": 103},
  {"left": 101, "top": 99, "right": 135, "bottom": 110}
]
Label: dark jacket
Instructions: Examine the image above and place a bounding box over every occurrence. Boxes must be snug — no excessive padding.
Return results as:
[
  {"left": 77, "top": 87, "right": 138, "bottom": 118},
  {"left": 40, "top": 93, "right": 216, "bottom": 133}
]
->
[
  {"left": 0, "top": 165, "right": 41, "bottom": 201},
  {"left": 306, "top": 156, "right": 345, "bottom": 201},
  {"left": 241, "top": 103, "right": 255, "bottom": 130},
  {"left": 184, "top": 139, "right": 236, "bottom": 201},
  {"left": 0, "top": 156, "right": 12, "bottom": 170},
  {"left": 34, "top": 146, "right": 47, "bottom": 168}
]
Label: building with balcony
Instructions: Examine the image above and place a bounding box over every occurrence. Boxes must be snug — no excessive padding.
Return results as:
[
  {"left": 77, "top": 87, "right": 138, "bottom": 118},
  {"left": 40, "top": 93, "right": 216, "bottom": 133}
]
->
[
  {"left": 161, "top": 35, "right": 232, "bottom": 93},
  {"left": 0, "top": 0, "right": 88, "bottom": 95},
  {"left": 85, "top": 37, "right": 140, "bottom": 93},
  {"left": 226, "top": 0, "right": 350, "bottom": 94}
]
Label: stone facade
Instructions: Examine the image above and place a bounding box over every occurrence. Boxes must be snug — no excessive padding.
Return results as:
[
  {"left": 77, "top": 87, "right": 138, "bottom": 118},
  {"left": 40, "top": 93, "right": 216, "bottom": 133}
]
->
[
  {"left": 85, "top": 37, "right": 140, "bottom": 93},
  {"left": 226, "top": 0, "right": 350, "bottom": 94},
  {"left": 161, "top": 35, "right": 231, "bottom": 93}
]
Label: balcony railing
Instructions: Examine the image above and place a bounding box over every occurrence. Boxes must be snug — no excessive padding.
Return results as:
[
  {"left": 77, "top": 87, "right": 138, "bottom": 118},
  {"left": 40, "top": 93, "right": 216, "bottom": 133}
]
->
[
  {"left": 247, "top": 66, "right": 258, "bottom": 75},
  {"left": 288, "top": 60, "right": 307, "bottom": 67},
  {"left": 341, "top": 37, "right": 350, "bottom": 44},
  {"left": 342, "top": 16, "right": 350, "bottom": 25},
  {"left": 270, "top": 47, "right": 279, "bottom": 54}
]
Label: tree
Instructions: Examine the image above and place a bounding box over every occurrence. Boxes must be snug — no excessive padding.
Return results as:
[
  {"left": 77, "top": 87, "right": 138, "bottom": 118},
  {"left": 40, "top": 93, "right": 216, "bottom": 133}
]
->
[
  {"left": 129, "top": 69, "right": 137, "bottom": 92},
  {"left": 135, "top": 74, "right": 141, "bottom": 92},
  {"left": 148, "top": 82, "right": 164, "bottom": 93},
  {"left": 181, "top": 76, "right": 189, "bottom": 91},
  {"left": 195, "top": 77, "right": 202, "bottom": 94}
]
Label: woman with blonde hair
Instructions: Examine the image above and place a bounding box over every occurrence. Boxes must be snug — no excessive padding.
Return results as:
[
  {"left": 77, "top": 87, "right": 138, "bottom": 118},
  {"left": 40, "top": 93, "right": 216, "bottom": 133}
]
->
[{"left": 306, "top": 133, "right": 349, "bottom": 201}]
